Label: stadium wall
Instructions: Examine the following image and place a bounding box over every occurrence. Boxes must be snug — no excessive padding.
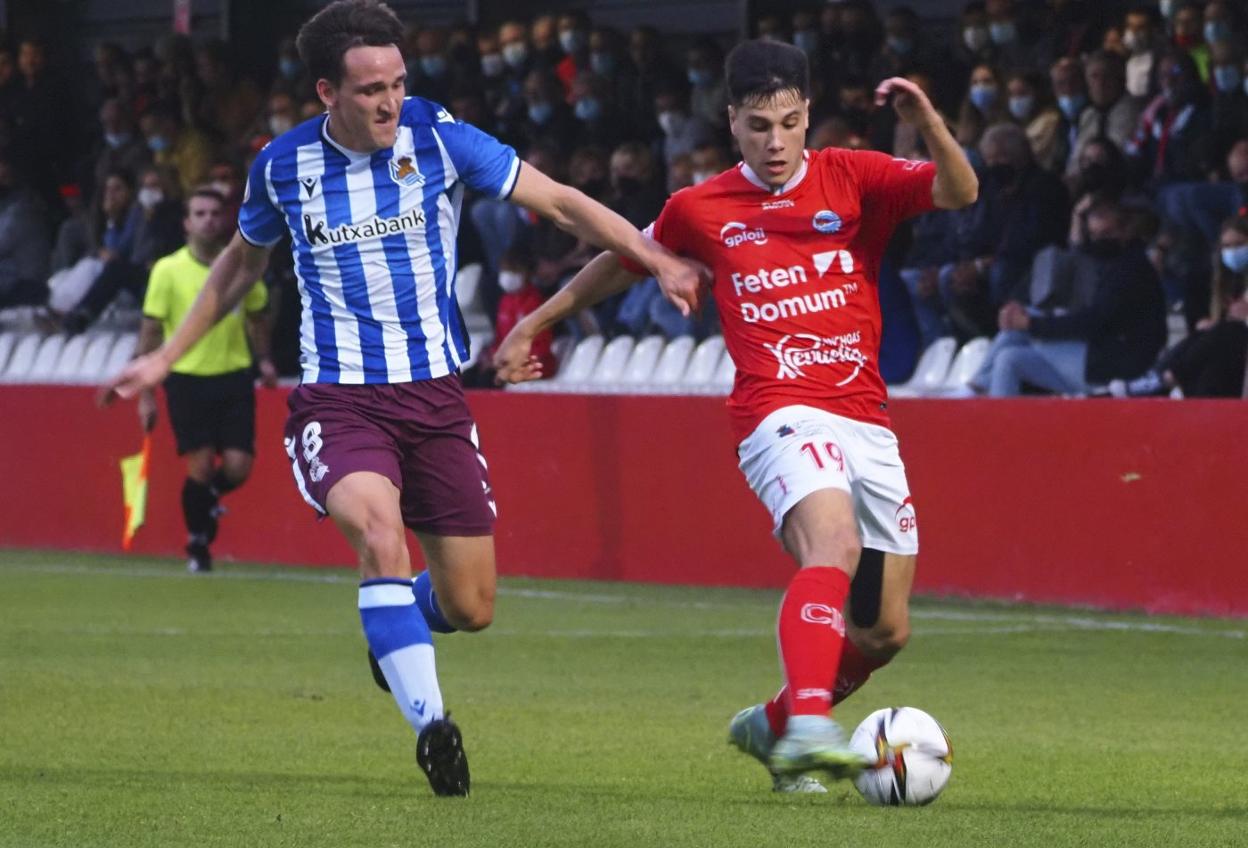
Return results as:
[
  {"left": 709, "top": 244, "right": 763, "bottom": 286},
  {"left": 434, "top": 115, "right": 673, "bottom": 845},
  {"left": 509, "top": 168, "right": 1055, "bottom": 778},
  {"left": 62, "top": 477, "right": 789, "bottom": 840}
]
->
[{"left": 1, "top": 386, "right": 1244, "bottom": 618}]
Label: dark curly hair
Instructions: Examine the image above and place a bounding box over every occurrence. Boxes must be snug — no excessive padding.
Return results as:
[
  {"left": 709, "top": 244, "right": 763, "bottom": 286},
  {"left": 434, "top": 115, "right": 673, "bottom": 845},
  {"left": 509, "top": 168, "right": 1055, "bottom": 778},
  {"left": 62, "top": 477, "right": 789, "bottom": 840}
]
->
[{"left": 295, "top": 0, "right": 404, "bottom": 86}]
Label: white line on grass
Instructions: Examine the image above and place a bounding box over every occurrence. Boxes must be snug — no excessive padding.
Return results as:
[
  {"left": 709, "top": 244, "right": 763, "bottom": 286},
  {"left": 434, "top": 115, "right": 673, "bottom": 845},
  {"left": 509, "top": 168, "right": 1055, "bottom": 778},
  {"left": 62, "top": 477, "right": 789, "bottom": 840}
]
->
[{"left": 2, "top": 560, "right": 1243, "bottom": 639}]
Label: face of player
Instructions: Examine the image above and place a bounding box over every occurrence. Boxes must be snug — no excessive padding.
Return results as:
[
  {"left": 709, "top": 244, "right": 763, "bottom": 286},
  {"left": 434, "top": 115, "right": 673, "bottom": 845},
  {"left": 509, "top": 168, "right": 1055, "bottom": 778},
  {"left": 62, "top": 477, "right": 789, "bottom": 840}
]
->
[
  {"left": 318, "top": 44, "right": 406, "bottom": 153},
  {"left": 184, "top": 196, "right": 227, "bottom": 248},
  {"left": 728, "top": 90, "right": 809, "bottom": 189}
]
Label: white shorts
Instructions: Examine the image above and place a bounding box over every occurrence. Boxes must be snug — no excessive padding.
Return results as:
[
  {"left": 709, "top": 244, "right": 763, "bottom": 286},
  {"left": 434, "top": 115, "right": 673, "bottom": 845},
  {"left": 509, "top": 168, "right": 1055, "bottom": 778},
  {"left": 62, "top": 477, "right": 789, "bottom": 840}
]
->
[{"left": 737, "top": 405, "right": 918, "bottom": 555}]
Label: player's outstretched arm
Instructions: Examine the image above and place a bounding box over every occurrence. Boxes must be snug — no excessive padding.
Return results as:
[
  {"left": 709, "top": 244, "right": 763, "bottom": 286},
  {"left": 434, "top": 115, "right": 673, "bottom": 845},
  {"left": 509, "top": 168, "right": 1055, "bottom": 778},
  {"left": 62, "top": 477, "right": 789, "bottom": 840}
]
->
[
  {"left": 509, "top": 164, "right": 710, "bottom": 316},
  {"left": 98, "top": 233, "right": 273, "bottom": 405},
  {"left": 875, "top": 77, "right": 978, "bottom": 210},
  {"left": 493, "top": 250, "right": 642, "bottom": 384}
]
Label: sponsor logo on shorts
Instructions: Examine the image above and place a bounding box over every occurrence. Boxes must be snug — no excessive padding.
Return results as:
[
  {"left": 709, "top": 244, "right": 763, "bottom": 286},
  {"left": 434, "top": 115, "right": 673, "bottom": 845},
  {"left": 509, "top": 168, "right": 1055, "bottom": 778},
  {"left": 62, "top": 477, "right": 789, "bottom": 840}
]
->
[
  {"left": 720, "top": 221, "right": 768, "bottom": 248},
  {"left": 895, "top": 496, "right": 917, "bottom": 533},
  {"left": 800, "top": 603, "right": 846, "bottom": 634},
  {"left": 764, "top": 332, "right": 868, "bottom": 383},
  {"left": 302, "top": 422, "right": 330, "bottom": 483},
  {"left": 776, "top": 424, "right": 796, "bottom": 437},
  {"left": 812, "top": 209, "right": 842, "bottom": 233}
]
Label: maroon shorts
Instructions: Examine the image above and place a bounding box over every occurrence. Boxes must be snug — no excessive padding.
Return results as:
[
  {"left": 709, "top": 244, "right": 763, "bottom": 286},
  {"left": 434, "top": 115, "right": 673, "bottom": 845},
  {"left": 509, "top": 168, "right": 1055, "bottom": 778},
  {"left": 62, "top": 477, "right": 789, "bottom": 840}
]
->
[{"left": 283, "top": 375, "right": 495, "bottom": 536}]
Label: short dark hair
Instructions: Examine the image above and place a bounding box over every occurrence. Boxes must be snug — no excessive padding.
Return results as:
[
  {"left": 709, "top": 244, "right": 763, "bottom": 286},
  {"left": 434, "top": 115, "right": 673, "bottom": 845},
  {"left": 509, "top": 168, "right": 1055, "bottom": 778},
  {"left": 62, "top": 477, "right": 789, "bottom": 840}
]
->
[
  {"left": 296, "top": 0, "right": 404, "bottom": 87},
  {"left": 187, "top": 186, "right": 226, "bottom": 209},
  {"left": 725, "top": 40, "right": 809, "bottom": 107}
]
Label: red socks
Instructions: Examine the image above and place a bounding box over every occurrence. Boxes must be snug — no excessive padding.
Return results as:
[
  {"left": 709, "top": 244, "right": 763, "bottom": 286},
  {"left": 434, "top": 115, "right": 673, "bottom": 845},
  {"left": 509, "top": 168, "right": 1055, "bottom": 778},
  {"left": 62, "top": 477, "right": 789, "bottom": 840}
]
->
[
  {"left": 776, "top": 566, "right": 851, "bottom": 719},
  {"left": 765, "top": 628, "right": 891, "bottom": 737}
]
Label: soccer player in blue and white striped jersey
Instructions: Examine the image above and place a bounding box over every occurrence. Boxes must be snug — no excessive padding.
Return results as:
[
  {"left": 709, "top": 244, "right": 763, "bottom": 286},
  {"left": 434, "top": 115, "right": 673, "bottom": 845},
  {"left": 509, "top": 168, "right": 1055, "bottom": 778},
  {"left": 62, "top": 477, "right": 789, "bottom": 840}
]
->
[{"left": 103, "top": 0, "right": 708, "bottom": 797}]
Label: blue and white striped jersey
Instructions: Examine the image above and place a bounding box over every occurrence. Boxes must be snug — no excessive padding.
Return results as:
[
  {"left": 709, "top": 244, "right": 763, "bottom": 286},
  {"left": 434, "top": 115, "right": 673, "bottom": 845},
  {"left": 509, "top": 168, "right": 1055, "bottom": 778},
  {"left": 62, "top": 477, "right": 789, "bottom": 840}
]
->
[{"left": 239, "top": 97, "right": 520, "bottom": 384}]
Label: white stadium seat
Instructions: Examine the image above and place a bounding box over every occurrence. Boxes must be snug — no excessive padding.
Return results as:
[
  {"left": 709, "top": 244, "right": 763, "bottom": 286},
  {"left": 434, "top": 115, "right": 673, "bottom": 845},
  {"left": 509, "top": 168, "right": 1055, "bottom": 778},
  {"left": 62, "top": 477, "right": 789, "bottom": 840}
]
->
[
  {"left": 75, "top": 331, "right": 118, "bottom": 384},
  {"left": 101, "top": 333, "right": 138, "bottom": 381},
  {"left": 550, "top": 335, "right": 604, "bottom": 385},
  {"left": 650, "top": 336, "right": 695, "bottom": 386},
  {"left": 0, "top": 334, "right": 40, "bottom": 382},
  {"left": 551, "top": 335, "right": 575, "bottom": 371},
  {"left": 888, "top": 337, "right": 956, "bottom": 398},
  {"left": 931, "top": 337, "right": 991, "bottom": 397},
  {"left": 455, "top": 263, "right": 492, "bottom": 334},
  {"left": 0, "top": 332, "right": 17, "bottom": 375},
  {"left": 711, "top": 348, "right": 736, "bottom": 391},
  {"left": 680, "top": 335, "right": 725, "bottom": 387},
  {"left": 52, "top": 333, "right": 91, "bottom": 383},
  {"left": 619, "top": 335, "right": 665, "bottom": 386},
  {"left": 23, "top": 335, "right": 66, "bottom": 383},
  {"left": 587, "top": 335, "right": 635, "bottom": 386}
]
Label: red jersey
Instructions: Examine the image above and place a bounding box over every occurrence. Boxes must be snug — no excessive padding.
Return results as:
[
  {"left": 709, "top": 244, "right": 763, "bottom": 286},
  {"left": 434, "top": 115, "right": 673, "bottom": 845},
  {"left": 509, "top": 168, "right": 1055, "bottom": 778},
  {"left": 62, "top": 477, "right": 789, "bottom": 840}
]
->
[{"left": 623, "top": 148, "right": 935, "bottom": 442}]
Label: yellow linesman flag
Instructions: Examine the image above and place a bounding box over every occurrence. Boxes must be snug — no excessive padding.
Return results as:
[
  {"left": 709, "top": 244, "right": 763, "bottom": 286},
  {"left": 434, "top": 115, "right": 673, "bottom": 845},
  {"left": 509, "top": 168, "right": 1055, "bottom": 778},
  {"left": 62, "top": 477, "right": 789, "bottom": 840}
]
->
[{"left": 120, "top": 435, "right": 152, "bottom": 551}]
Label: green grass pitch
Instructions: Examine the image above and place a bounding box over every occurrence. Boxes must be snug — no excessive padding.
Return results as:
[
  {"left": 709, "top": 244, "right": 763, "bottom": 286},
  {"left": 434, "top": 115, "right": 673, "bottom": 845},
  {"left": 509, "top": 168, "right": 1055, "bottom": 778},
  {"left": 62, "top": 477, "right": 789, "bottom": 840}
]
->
[{"left": 1, "top": 549, "right": 1245, "bottom": 848}]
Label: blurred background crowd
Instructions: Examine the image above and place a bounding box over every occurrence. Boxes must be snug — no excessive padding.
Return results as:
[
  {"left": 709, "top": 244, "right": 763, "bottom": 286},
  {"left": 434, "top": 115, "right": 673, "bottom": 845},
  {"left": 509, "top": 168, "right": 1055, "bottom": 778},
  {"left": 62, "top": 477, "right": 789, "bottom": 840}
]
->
[{"left": 0, "top": 0, "right": 1245, "bottom": 398}]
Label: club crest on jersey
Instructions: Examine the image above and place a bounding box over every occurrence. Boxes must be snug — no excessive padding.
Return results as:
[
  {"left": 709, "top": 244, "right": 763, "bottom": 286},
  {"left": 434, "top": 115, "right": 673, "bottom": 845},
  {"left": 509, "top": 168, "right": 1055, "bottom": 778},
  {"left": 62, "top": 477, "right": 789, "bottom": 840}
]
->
[
  {"left": 812, "top": 209, "right": 842, "bottom": 234},
  {"left": 720, "top": 221, "right": 768, "bottom": 248},
  {"left": 389, "top": 155, "right": 425, "bottom": 187}
]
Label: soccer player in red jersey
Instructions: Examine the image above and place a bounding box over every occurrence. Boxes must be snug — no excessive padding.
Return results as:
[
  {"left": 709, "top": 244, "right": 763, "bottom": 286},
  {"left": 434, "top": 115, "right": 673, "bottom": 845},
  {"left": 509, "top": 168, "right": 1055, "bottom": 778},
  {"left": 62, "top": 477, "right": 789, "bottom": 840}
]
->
[{"left": 495, "top": 40, "right": 977, "bottom": 791}]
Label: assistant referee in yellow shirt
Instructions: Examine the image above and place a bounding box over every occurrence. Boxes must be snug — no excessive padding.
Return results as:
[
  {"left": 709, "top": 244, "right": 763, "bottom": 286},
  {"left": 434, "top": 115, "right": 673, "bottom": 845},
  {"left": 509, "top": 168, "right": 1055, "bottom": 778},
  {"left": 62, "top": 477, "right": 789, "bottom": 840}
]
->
[{"left": 136, "top": 187, "right": 276, "bottom": 573}]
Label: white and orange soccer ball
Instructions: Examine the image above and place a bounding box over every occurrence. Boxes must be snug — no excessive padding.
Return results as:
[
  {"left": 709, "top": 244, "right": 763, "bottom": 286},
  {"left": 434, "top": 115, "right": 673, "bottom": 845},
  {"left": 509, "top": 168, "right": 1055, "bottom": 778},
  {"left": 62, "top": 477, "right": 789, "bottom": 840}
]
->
[{"left": 849, "top": 707, "right": 953, "bottom": 806}]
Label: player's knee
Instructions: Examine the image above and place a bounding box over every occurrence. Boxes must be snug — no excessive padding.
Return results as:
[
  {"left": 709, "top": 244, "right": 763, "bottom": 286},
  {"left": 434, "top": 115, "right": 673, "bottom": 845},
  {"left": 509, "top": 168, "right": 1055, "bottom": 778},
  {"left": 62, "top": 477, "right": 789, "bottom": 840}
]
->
[
  {"left": 444, "top": 589, "right": 494, "bottom": 632},
  {"left": 358, "top": 523, "right": 407, "bottom": 577},
  {"left": 858, "top": 619, "right": 910, "bottom": 658}
]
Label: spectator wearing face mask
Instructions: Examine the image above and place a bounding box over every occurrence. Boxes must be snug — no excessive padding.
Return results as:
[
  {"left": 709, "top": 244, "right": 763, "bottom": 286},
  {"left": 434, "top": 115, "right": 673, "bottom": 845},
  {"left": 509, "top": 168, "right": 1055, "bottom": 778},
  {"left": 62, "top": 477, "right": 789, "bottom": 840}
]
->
[
  {"left": 477, "top": 246, "right": 557, "bottom": 384},
  {"left": 1004, "top": 70, "right": 1063, "bottom": 172},
  {"left": 271, "top": 37, "right": 313, "bottom": 100},
  {"left": 570, "top": 72, "right": 627, "bottom": 151},
  {"left": 1122, "top": 5, "right": 1163, "bottom": 100},
  {"left": 61, "top": 165, "right": 185, "bottom": 334},
  {"left": 944, "top": 122, "right": 1069, "bottom": 338},
  {"left": 956, "top": 63, "right": 1008, "bottom": 152},
  {"left": 1048, "top": 57, "right": 1088, "bottom": 171},
  {"left": 406, "top": 26, "right": 452, "bottom": 104},
  {"left": 869, "top": 7, "right": 953, "bottom": 107},
  {"left": 686, "top": 39, "right": 729, "bottom": 132},
  {"left": 554, "top": 10, "right": 592, "bottom": 95},
  {"left": 1069, "top": 51, "right": 1141, "bottom": 178},
  {"left": 587, "top": 27, "right": 642, "bottom": 128},
  {"left": 1113, "top": 214, "right": 1248, "bottom": 398},
  {"left": 626, "top": 26, "right": 680, "bottom": 139},
  {"left": 138, "top": 106, "right": 215, "bottom": 197},
  {"left": 1125, "top": 50, "right": 1214, "bottom": 187},
  {"left": 519, "top": 68, "right": 576, "bottom": 157},
  {"left": 824, "top": 0, "right": 882, "bottom": 84},
  {"left": 1201, "top": 2, "right": 1240, "bottom": 57},
  {"left": 92, "top": 98, "right": 151, "bottom": 204},
  {"left": 1170, "top": 2, "right": 1211, "bottom": 82},
  {"left": 1154, "top": 139, "right": 1248, "bottom": 330},
  {"left": 652, "top": 84, "right": 715, "bottom": 168},
  {"left": 1208, "top": 41, "right": 1248, "bottom": 163},
  {"left": 969, "top": 201, "right": 1164, "bottom": 397},
  {"left": 246, "top": 91, "right": 299, "bottom": 156}
]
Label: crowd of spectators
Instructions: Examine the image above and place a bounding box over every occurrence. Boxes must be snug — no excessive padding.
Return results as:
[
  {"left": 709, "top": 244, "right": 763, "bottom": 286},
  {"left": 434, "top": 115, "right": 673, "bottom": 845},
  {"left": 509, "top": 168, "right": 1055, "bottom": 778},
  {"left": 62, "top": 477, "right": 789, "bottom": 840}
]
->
[{"left": 0, "top": 0, "right": 1245, "bottom": 397}]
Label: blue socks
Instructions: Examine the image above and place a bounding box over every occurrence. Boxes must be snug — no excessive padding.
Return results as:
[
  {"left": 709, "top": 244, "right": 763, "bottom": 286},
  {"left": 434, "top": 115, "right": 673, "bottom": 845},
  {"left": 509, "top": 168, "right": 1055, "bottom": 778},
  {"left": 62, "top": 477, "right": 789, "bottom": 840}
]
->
[
  {"left": 413, "top": 571, "right": 455, "bottom": 633},
  {"left": 359, "top": 579, "right": 443, "bottom": 732}
]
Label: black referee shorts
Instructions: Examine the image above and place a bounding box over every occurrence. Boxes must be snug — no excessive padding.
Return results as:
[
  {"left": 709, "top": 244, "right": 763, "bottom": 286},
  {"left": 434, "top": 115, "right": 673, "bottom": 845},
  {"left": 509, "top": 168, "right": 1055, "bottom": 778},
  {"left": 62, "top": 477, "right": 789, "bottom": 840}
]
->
[{"left": 163, "top": 369, "right": 256, "bottom": 456}]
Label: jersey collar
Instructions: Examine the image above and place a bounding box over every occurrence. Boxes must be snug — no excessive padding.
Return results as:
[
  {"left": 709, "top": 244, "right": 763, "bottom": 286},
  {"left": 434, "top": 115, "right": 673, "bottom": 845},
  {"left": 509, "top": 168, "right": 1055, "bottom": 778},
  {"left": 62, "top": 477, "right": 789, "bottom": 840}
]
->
[
  {"left": 738, "top": 150, "right": 810, "bottom": 195},
  {"left": 321, "top": 114, "right": 374, "bottom": 159}
]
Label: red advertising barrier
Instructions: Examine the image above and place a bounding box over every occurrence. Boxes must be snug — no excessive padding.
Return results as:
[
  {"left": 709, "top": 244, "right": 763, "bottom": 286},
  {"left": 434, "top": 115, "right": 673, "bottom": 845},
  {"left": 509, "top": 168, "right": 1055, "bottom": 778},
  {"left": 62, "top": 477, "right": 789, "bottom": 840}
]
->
[{"left": 0, "top": 385, "right": 1244, "bottom": 617}]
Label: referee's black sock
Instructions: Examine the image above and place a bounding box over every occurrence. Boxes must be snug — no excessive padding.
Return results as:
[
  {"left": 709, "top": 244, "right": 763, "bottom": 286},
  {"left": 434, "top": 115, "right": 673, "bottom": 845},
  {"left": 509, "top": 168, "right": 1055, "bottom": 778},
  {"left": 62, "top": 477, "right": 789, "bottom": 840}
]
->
[
  {"left": 209, "top": 469, "right": 241, "bottom": 497},
  {"left": 182, "top": 479, "right": 217, "bottom": 546}
]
